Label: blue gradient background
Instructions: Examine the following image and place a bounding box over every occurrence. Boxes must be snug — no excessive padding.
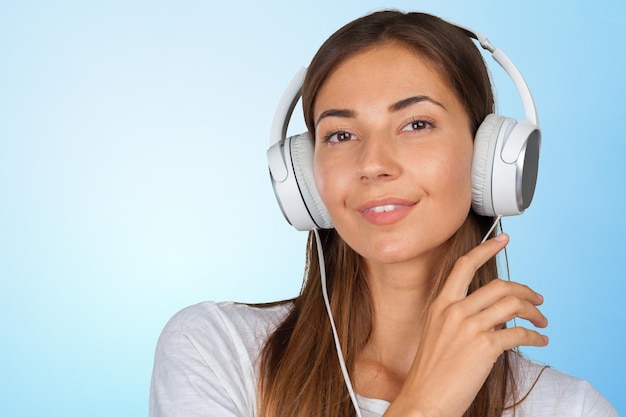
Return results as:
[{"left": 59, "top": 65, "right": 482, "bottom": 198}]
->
[{"left": 1, "top": 1, "right": 624, "bottom": 416}]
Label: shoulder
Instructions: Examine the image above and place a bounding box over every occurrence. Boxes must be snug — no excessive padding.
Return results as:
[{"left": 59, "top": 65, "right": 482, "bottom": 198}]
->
[
  {"left": 509, "top": 354, "right": 619, "bottom": 417},
  {"left": 160, "top": 301, "right": 292, "bottom": 349},
  {"left": 155, "top": 300, "right": 293, "bottom": 371},
  {"left": 150, "top": 301, "right": 292, "bottom": 417}
]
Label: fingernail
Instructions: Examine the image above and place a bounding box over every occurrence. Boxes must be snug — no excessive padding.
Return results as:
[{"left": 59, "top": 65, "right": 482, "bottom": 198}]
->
[
  {"left": 494, "top": 233, "right": 508, "bottom": 241},
  {"left": 542, "top": 334, "right": 550, "bottom": 344}
]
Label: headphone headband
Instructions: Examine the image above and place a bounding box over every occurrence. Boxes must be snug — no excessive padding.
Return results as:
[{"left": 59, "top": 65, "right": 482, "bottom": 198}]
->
[{"left": 268, "top": 67, "right": 306, "bottom": 184}]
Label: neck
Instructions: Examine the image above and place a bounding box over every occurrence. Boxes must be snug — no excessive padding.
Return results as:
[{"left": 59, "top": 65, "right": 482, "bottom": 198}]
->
[
  {"left": 354, "top": 259, "right": 440, "bottom": 401},
  {"left": 372, "top": 256, "right": 440, "bottom": 344},
  {"left": 365, "top": 248, "right": 442, "bottom": 327}
]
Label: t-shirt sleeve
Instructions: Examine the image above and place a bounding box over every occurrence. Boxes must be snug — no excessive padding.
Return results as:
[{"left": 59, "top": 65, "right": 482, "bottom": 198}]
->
[
  {"left": 511, "top": 358, "right": 619, "bottom": 417},
  {"left": 578, "top": 380, "right": 619, "bottom": 417},
  {"left": 149, "top": 303, "right": 259, "bottom": 417}
]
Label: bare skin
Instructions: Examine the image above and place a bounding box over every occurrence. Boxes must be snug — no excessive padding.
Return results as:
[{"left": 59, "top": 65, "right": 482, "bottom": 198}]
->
[
  {"left": 382, "top": 234, "right": 548, "bottom": 417},
  {"left": 312, "top": 43, "right": 548, "bottom": 417}
]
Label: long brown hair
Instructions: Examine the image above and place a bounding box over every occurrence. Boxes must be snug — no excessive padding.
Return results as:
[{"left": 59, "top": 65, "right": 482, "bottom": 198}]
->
[{"left": 259, "top": 11, "right": 516, "bottom": 417}]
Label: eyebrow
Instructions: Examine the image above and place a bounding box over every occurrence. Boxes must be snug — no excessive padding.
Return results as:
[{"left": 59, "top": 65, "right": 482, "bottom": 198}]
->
[
  {"left": 315, "top": 95, "right": 447, "bottom": 127},
  {"left": 315, "top": 109, "right": 355, "bottom": 128},
  {"left": 389, "top": 95, "right": 447, "bottom": 112}
]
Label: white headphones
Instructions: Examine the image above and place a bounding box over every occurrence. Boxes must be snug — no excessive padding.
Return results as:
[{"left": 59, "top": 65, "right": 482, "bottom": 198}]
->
[{"left": 267, "top": 23, "right": 541, "bottom": 231}]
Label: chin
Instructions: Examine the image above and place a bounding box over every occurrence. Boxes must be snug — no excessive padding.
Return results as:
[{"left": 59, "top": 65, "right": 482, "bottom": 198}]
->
[
  {"left": 360, "top": 232, "right": 452, "bottom": 268},
  {"left": 368, "top": 240, "right": 433, "bottom": 264}
]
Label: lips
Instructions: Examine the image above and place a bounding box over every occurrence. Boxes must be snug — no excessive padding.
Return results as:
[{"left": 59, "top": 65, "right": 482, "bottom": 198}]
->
[{"left": 357, "top": 198, "right": 417, "bottom": 225}]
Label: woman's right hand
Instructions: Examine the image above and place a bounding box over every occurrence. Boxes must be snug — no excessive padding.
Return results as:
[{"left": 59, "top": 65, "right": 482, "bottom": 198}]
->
[{"left": 384, "top": 234, "right": 549, "bottom": 417}]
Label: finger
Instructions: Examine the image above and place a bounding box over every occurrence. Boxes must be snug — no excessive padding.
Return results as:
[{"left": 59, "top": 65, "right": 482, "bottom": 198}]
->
[
  {"left": 441, "top": 233, "right": 509, "bottom": 301},
  {"left": 493, "top": 326, "right": 549, "bottom": 352},
  {"left": 465, "top": 279, "right": 544, "bottom": 314},
  {"left": 471, "top": 295, "right": 548, "bottom": 330}
]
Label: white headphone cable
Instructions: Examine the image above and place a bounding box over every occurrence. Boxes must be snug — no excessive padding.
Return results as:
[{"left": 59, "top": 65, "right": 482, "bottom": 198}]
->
[
  {"left": 314, "top": 228, "right": 364, "bottom": 417},
  {"left": 481, "top": 214, "right": 503, "bottom": 244}
]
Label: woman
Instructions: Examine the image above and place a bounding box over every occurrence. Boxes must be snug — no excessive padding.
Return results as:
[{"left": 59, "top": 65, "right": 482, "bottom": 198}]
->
[{"left": 150, "top": 10, "right": 617, "bottom": 417}]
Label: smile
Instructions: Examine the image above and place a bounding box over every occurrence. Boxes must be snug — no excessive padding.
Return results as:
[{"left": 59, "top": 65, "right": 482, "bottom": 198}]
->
[
  {"left": 358, "top": 199, "right": 416, "bottom": 226},
  {"left": 365, "top": 204, "right": 404, "bottom": 213}
]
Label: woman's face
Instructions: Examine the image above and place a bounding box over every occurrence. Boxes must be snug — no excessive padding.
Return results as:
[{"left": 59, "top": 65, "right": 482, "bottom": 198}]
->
[{"left": 313, "top": 43, "right": 474, "bottom": 270}]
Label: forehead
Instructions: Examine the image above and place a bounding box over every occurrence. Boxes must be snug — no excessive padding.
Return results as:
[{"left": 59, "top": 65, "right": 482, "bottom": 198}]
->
[{"left": 314, "top": 43, "right": 458, "bottom": 114}]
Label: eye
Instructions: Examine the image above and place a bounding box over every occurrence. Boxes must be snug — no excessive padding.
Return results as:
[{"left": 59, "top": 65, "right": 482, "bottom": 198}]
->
[
  {"left": 401, "top": 118, "right": 435, "bottom": 132},
  {"left": 323, "top": 130, "right": 358, "bottom": 143}
]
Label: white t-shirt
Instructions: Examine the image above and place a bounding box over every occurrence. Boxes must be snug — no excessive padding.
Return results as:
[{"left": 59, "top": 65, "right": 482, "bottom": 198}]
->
[{"left": 149, "top": 301, "right": 618, "bottom": 417}]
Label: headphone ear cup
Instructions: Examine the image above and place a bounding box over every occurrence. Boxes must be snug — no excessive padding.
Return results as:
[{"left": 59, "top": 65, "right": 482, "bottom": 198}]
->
[
  {"left": 472, "top": 114, "right": 540, "bottom": 217},
  {"left": 289, "top": 134, "right": 334, "bottom": 229},
  {"left": 471, "top": 114, "right": 514, "bottom": 217}
]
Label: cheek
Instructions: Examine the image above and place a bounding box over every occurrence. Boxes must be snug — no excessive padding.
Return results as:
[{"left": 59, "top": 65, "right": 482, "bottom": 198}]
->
[
  {"left": 431, "top": 141, "right": 474, "bottom": 206},
  {"left": 314, "top": 151, "right": 356, "bottom": 224},
  {"left": 454, "top": 149, "right": 474, "bottom": 195},
  {"left": 313, "top": 152, "right": 339, "bottom": 209},
  {"left": 455, "top": 144, "right": 474, "bottom": 206}
]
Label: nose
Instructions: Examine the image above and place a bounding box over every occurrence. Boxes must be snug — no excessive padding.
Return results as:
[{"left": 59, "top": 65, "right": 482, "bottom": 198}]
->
[{"left": 357, "top": 133, "right": 400, "bottom": 182}]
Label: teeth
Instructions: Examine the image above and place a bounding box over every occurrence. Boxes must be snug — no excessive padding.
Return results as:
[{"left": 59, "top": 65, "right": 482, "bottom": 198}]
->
[{"left": 370, "top": 204, "right": 397, "bottom": 213}]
